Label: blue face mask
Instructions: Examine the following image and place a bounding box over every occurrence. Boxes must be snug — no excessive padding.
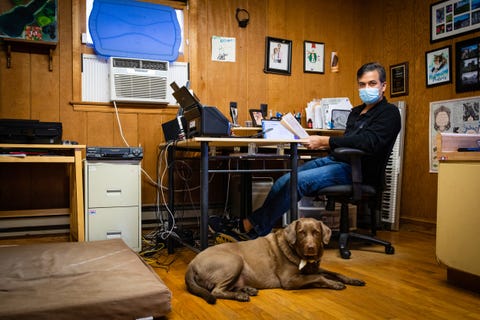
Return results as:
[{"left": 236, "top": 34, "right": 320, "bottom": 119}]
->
[{"left": 359, "top": 87, "right": 381, "bottom": 104}]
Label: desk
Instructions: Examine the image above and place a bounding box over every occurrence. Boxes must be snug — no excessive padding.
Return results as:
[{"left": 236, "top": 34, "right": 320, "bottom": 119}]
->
[
  {"left": 0, "top": 144, "right": 86, "bottom": 241},
  {"left": 436, "top": 133, "right": 480, "bottom": 290},
  {"left": 168, "top": 137, "right": 302, "bottom": 251}
]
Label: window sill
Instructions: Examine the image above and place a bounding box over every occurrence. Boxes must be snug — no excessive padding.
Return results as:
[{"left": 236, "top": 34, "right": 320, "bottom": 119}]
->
[{"left": 70, "top": 101, "right": 179, "bottom": 114}]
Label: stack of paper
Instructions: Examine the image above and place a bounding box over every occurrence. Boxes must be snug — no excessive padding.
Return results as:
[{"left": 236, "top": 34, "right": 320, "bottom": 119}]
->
[{"left": 280, "top": 113, "right": 309, "bottom": 139}]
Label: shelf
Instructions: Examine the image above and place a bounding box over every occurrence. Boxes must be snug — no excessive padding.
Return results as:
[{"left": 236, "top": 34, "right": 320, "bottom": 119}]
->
[
  {"left": 437, "top": 133, "right": 480, "bottom": 161},
  {"left": 3, "top": 38, "right": 57, "bottom": 71}
]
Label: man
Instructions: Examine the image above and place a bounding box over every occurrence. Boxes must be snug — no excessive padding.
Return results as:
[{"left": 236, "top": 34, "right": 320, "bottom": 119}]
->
[{"left": 216, "top": 62, "right": 401, "bottom": 239}]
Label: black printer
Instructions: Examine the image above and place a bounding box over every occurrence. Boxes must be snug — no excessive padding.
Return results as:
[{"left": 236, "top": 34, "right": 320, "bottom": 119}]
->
[{"left": 0, "top": 119, "right": 62, "bottom": 144}]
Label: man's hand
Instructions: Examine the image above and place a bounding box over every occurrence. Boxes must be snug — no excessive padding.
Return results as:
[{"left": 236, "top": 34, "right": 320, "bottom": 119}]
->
[{"left": 301, "top": 135, "right": 330, "bottom": 150}]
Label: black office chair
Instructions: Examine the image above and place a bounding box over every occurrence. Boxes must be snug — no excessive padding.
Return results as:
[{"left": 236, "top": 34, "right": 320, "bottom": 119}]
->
[{"left": 317, "top": 147, "right": 395, "bottom": 259}]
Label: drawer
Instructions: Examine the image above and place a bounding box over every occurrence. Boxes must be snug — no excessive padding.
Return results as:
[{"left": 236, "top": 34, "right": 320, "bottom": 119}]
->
[
  {"left": 86, "top": 206, "right": 140, "bottom": 251},
  {"left": 86, "top": 162, "right": 140, "bottom": 207}
]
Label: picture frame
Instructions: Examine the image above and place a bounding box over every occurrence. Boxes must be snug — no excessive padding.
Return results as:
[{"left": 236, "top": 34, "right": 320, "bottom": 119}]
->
[
  {"left": 430, "top": 0, "right": 480, "bottom": 43},
  {"left": 389, "top": 62, "right": 409, "bottom": 97},
  {"left": 249, "top": 109, "right": 264, "bottom": 127},
  {"left": 429, "top": 95, "right": 480, "bottom": 172},
  {"left": 264, "top": 37, "right": 292, "bottom": 75},
  {"left": 425, "top": 46, "right": 452, "bottom": 87},
  {"left": 455, "top": 36, "right": 480, "bottom": 93},
  {"left": 303, "top": 40, "right": 325, "bottom": 73}
]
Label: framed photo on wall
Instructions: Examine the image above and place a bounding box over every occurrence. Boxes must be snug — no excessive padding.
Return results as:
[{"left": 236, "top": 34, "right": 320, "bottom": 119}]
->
[
  {"left": 303, "top": 40, "right": 325, "bottom": 73},
  {"left": 425, "top": 46, "right": 452, "bottom": 87},
  {"left": 430, "top": 0, "right": 480, "bottom": 43},
  {"left": 389, "top": 62, "right": 409, "bottom": 97},
  {"left": 455, "top": 36, "right": 480, "bottom": 93},
  {"left": 264, "top": 37, "right": 292, "bottom": 75}
]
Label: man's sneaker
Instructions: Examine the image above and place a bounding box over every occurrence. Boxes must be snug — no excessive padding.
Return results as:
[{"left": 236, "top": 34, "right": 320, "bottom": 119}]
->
[{"left": 229, "top": 217, "right": 258, "bottom": 241}]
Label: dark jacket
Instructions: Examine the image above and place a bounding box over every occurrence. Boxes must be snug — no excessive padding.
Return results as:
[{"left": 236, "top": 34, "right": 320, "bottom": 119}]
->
[{"left": 329, "top": 97, "right": 401, "bottom": 189}]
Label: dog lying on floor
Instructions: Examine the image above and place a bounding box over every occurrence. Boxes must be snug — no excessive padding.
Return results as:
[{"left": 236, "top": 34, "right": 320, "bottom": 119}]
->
[{"left": 185, "top": 218, "right": 365, "bottom": 304}]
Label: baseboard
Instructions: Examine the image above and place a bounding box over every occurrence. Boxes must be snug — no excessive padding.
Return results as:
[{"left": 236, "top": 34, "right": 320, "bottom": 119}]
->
[{"left": 399, "top": 217, "right": 437, "bottom": 235}]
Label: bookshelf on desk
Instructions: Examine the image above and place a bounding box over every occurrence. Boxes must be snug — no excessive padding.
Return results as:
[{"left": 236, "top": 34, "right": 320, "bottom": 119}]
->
[{"left": 0, "top": 144, "right": 86, "bottom": 241}]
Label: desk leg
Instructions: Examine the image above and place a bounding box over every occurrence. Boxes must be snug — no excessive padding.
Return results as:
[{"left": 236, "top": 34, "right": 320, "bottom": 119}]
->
[
  {"left": 200, "top": 142, "right": 209, "bottom": 250},
  {"left": 290, "top": 143, "right": 298, "bottom": 221},
  {"left": 167, "top": 145, "right": 175, "bottom": 254},
  {"left": 72, "top": 148, "right": 84, "bottom": 241}
]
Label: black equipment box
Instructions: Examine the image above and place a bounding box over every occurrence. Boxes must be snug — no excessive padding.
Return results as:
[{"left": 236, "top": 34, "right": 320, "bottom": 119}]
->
[
  {"left": 86, "top": 146, "right": 143, "bottom": 160},
  {"left": 0, "top": 119, "right": 62, "bottom": 144}
]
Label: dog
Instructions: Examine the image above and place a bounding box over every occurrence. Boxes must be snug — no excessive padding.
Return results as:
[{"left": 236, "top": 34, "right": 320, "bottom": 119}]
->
[{"left": 185, "top": 218, "right": 365, "bottom": 304}]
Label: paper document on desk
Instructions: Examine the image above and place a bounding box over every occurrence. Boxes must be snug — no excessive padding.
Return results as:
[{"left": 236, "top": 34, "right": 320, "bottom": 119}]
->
[{"left": 280, "top": 113, "right": 309, "bottom": 139}]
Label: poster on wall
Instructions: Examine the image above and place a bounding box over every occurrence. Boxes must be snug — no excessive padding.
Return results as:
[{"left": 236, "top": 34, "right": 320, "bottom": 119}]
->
[
  {"left": 0, "top": 0, "right": 58, "bottom": 42},
  {"left": 429, "top": 96, "right": 480, "bottom": 172},
  {"left": 430, "top": 0, "right": 480, "bottom": 42},
  {"left": 211, "top": 36, "right": 236, "bottom": 62}
]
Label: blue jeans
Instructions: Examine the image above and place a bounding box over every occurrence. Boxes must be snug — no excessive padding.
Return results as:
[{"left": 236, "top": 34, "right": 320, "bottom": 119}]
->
[{"left": 247, "top": 155, "right": 352, "bottom": 236}]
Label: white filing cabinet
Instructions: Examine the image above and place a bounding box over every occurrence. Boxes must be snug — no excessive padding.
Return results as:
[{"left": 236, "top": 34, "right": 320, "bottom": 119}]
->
[{"left": 85, "top": 160, "right": 142, "bottom": 251}]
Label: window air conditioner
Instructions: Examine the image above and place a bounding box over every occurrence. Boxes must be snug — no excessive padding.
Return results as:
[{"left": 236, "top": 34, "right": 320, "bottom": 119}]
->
[{"left": 110, "top": 57, "right": 169, "bottom": 104}]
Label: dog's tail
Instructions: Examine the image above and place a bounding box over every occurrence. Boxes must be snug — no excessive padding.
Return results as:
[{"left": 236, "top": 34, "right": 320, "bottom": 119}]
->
[{"left": 185, "top": 265, "right": 217, "bottom": 304}]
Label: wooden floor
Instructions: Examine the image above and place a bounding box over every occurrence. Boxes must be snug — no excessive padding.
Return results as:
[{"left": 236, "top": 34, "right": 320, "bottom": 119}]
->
[
  {"left": 1, "top": 229, "right": 479, "bottom": 319},
  {"left": 151, "top": 229, "right": 480, "bottom": 320}
]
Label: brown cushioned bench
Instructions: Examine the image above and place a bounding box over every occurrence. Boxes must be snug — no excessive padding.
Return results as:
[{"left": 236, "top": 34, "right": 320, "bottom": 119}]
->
[{"left": 0, "top": 239, "right": 171, "bottom": 319}]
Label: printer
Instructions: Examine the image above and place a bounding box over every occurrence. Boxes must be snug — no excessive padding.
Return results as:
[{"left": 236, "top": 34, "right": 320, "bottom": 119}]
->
[{"left": 170, "top": 82, "right": 231, "bottom": 138}]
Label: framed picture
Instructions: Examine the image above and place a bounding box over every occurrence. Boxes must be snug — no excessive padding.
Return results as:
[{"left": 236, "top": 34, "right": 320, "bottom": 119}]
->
[
  {"left": 429, "top": 95, "right": 480, "bottom": 172},
  {"left": 455, "top": 36, "right": 480, "bottom": 93},
  {"left": 0, "top": 0, "right": 58, "bottom": 43},
  {"left": 264, "top": 37, "right": 292, "bottom": 75},
  {"left": 303, "top": 40, "right": 325, "bottom": 73},
  {"left": 430, "top": 0, "right": 480, "bottom": 43},
  {"left": 425, "top": 46, "right": 452, "bottom": 87},
  {"left": 249, "top": 109, "right": 264, "bottom": 127},
  {"left": 389, "top": 62, "right": 409, "bottom": 97}
]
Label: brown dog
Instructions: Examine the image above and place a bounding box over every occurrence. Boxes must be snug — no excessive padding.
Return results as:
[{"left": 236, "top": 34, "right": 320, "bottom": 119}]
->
[{"left": 185, "top": 218, "right": 365, "bottom": 304}]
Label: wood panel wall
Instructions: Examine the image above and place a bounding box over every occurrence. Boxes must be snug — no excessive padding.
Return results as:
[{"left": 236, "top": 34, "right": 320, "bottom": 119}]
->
[{"left": 0, "top": 0, "right": 479, "bottom": 225}]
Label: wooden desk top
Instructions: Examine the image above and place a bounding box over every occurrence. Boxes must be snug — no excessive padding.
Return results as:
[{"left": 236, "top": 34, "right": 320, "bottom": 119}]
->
[
  {"left": 0, "top": 144, "right": 86, "bottom": 163},
  {"left": 175, "top": 137, "right": 305, "bottom": 148}
]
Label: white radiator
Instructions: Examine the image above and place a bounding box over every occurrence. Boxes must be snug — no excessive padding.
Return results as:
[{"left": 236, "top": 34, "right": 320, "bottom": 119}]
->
[{"left": 380, "top": 101, "right": 406, "bottom": 230}]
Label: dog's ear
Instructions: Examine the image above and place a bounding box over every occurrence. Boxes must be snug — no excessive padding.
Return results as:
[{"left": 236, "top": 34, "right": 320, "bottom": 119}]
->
[
  {"left": 319, "top": 220, "right": 332, "bottom": 245},
  {"left": 284, "top": 220, "right": 298, "bottom": 245}
]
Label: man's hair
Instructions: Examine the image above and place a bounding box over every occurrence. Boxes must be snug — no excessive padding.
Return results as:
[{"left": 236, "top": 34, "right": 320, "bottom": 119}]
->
[{"left": 357, "top": 62, "right": 386, "bottom": 83}]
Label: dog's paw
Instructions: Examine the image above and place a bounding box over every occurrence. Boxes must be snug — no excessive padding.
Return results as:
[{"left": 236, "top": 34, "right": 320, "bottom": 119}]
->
[
  {"left": 348, "top": 278, "right": 366, "bottom": 286},
  {"left": 234, "top": 292, "right": 251, "bottom": 302},
  {"left": 240, "top": 286, "right": 259, "bottom": 296},
  {"left": 330, "top": 281, "right": 347, "bottom": 290}
]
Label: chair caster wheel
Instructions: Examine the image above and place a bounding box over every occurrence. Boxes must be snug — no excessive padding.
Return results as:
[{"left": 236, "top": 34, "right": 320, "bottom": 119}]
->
[
  {"left": 385, "top": 245, "right": 395, "bottom": 255},
  {"left": 340, "top": 248, "right": 351, "bottom": 259}
]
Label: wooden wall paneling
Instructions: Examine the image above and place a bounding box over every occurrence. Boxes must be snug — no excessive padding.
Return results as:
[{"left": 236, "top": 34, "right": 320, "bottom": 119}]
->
[
  {"left": 30, "top": 51, "right": 60, "bottom": 122},
  {"left": 138, "top": 113, "right": 172, "bottom": 205},
  {"left": 0, "top": 51, "right": 30, "bottom": 119},
  {"left": 86, "top": 112, "right": 114, "bottom": 146},
  {"left": 204, "top": 0, "right": 246, "bottom": 117},
  {"left": 243, "top": 0, "right": 267, "bottom": 124},
  {"left": 58, "top": 0, "right": 86, "bottom": 144},
  {"left": 188, "top": 0, "right": 208, "bottom": 102},
  {"left": 112, "top": 111, "right": 138, "bottom": 147}
]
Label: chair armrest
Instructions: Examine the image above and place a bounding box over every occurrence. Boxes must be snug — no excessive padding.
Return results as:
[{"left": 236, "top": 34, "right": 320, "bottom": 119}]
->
[
  {"left": 332, "top": 147, "right": 368, "bottom": 201},
  {"left": 331, "top": 147, "right": 367, "bottom": 157}
]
